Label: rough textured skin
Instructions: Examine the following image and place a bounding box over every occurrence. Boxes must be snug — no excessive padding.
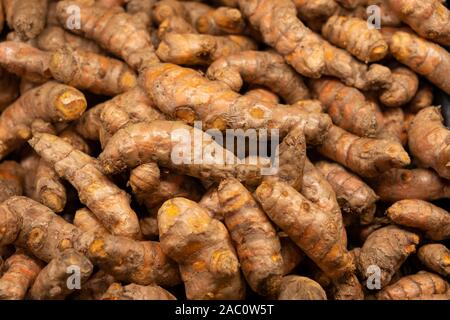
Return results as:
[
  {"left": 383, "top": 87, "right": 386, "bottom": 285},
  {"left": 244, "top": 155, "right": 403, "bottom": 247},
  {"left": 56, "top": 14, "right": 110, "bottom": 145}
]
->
[
  {"left": 239, "top": 0, "right": 392, "bottom": 90},
  {"left": 387, "top": 199, "right": 450, "bottom": 241},
  {"left": 73, "top": 208, "right": 110, "bottom": 235},
  {"left": 371, "top": 168, "right": 450, "bottom": 202},
  {"left": 158, "top": 198, "right": 245, "bottom": 300},
  {"left": 266, "top": 124, "right": 306, "bottom": 190},
  {"left": 387, "top": 0, "right": 450, "bottom": 47},
  {"left": 377, "top": 271, "right": 449, "bottom": 300},
  {"left": 357, "top": 225, "right": 419, "bottom": 288},
  {"left": 98, "top": 88, "right": 164, "bottom": 147},
  {"left": 390, "top": 32, "right": 450, "bottom": 95},
  {"left": 244, "top": 88, "right": 280, "bottom": 104},
  {"left": 408, "top": 107, "right": 450, "bottom": 179},
  {"left": 130, "top": 165, "right": 203, "bottom": 210},
  {"left": 322, "top": 16, "right": 388, "bottom": 63},
  {"left": 29, "top": 133, "right": 142, "bottom": 239},
  {"left": 0, "top": 197, "right": 180, "bottom": 287},
  {"left": 217, "top": 178, "right": 283, "bottom": 297},
  {"left": 255, "top": 180, "right": 354, "bottom": 280},
  {"left": 0, "top": 68, "right": 19, "bottom": 111},
  {"left": 278, "top": 276, "right": 327, "bottom": 300},
  {"left": 0, "top": 251, "right": 42, "bottom": 300},
  {"left": 310, "top": 78, "right": 382, "bottom": 137},
  {"left": 407, "top": 83, "right": 433, "bottom": 113},
  {"left": 198, "top": 186, "right": 222, "bottom": 220},
  {"left": 152, "top": 0, "right": 188, "bottom": 25},
  {"left": 156, "top": 33, "right": 257, "bottom": 66},
  {"left": 294, "top": 0, "right": 341, "bottom": 32},
  {"left": 56, "top": 1, "right": 159, "bottom": 71},
  {"left": 193, "top": 5, "right": 245, "bottom": 35},
  {"left": 279, "top": 236, "right": 303, "bottom": 275},
  {"left": 74, "top": 270, "right": 115, "bottom": 300},
  {"left": 318, "top": 125, "right": 410, "bottom": 178},
  {"left": 418, "top": 244, "right": 450, "bottom": 277},
  {"left": 75, "top": 105, "right": 104, "bottom": 141},
  {"left": 316, "top": 161, "right": 378, "bottom": 221},
  {"left": 141, "top": 63, "right": 332, "bottom": 142},
  {"left": 0, "top": 161, "right": 24, "bottom": 203},
  {"left": 102, "top": 283, "right": 176, "bottom": 300},
  {"left": 28, "top": 249, "right": 93, "bottom": 300},
  {"left": 126, "top": 0, "right": 155, "bottom": 27},
  {"left": 0, "top": 42, "right": 51, "bottom": 83},
  {"left": 377, "top": 107, "right": 407, "bottom": 145},
  {"left": 37, "top": 26, "right": 103, "bottom": 53},
  {"left": 34, "top": 128, "right": 90, "bottom": 213},
  {"left": 331, "top": 273, "right": 365, "bottom": 300},
  {"left": 156, "top": 15, "right": 196, "bottom": 39},
  {"left": 301, "top": 159, "right": 348, "bottom": 243},
  {"left": 99, "top": 121, "right": 263, "bottom": 186},
  {"left": 335, "top": 0, "right": 366, "bottom": 9},
  {"left": 3, "top": 0, "right": 47, "bottom": 40},
  {"left": 380, "top": 67, "right": 418, "bottom": 107},
  {"left": 207, "top": 50, "right": 309, "bottom": 104},
  {"left": 50, "top": 46, "right": 137, "bottom": 96},
  {"left": 0, "top": 81, "right": 87, "bottom": 160}
]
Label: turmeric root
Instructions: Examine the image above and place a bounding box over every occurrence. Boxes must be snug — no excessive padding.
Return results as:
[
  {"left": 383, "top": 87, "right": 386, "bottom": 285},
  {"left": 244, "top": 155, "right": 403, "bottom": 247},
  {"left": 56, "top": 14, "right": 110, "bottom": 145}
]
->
[
  {"left": 29, "top": 133, "right": 142, "bottom": 239},
  {"left": 28, "top": 249, "right": 93, "bottom": 300},
  {"left": 0, "top": 68, "right": 19, "bottom": 111},
  {"left": 207, "top": 50, "right": 310, "bottom": 104},
  {"left": 0, "top": 196, "right": 180, "bottom": 287},
  {"left": 74, "top": 270, "right": 115, "bottom": 300},
  {"left": 130, "top": 165, "right": 203, "bottom": 209},
  {"left": 310, "top": 78, "right": 382, "bottom": 137},
  {"left": 376, "top": 107, "right": 408, "bottom": 145},
  {"left": 279, "top": 236, "right": 304, "bottom": 275},
  {"left": 198, "top": 186, "right": 222, "bottom": 220},
  {"left": 317, "top": 125, "right": 410, "bottom": 178},
  {"left": 0, "top": 251, "right": 43, "bottom": 300},
  {"left": 255, "top": 180, "right": 354, "bottom": 280},
  {"left": 0, "top": 161, "right": 24, "bottom": 203},
  {"left": 408, "top": 107, "right": 450, "bottom": 179},
  {"left": 293, "top": 0, "right": 341, "bottom": 32},
  {"left": 244, "top": 88, "right": 280, "bottom": 104},
  {"left": 371, "top": 168, "right": 450, "bottom": 202},
  {"left": 156, "top": 33, "right": 257, "bottom": 66},
  {"left": 56, "top": 1, "right": 159, "bottom": 71},
  {"left": 407, "top": 83, "right": 434, "bottom": 113},
  {"left": 377, "top": 271, "right": 449, "bottom": 300},
  {"left": 3, "top": 0, "right": 47, "bottom": 40},
  {"left": 141, "top": 63, "right": 332, "bottom": 142},
  {"left": 0, "top": 81, "right": 86, "bottom": 160},
  {"left": 238, "top": 0, "right": 392, "bottom": 90},
  {"left": 102, "top": 283, "right": 176, "bottom": 300},
  {"left": 73, "top": 208, "right": 109, "bottom": 235},
  {"left": 322, "top": 16, "right": 388, "bottom": 63},
  {"left": 98, "top": 121, "right": 263, "bottom": 186},
  {"left": 386, "top": 199, "right": 450, "bottom": 241},
  {"left": 387, "top": 0, "right": 450, "bottom": 47},
  {"left": 356, "top": 225, "right": 419, "bottom": 288},
  {"left": 390, "top": 32, "right": 450, "bottom": 95},
  {"left": 278, "top": 276, "right": 327, "bottom": 300},
  {"left": 37, "top": 26, "right": 103, "bottom": 54},
  {"left": 217, "top": 178, "right": 283, "bottom": 297},
  {"left": 331, "top": 273, "right": 365, "bottom": 300},
  {"left": 0, "top": 42, "right": 51, "bottom": 83},
  {"left": 380, "top": 67, "right": 418, "bottom": 107},
  {"left": 316, "top": 161, "right": 378, "bottom": 221},
  {"left": 50, "top": 46, "right": 137, "bottom": 96},
  {"left": 193, "top": 5, "right": 245, "bottom": 35},
  {"left": 418, "top": 244, "right": 450, "bottom": 278},
  {"left": 158, "top": 197, "right": 245, "bottom": 300}
]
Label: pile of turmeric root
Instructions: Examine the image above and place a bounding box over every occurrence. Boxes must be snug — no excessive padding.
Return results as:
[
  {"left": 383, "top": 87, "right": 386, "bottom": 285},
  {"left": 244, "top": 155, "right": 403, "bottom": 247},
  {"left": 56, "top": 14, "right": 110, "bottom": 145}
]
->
[{"left": 0, "top": 0, "right": 449, "bottom": 301}]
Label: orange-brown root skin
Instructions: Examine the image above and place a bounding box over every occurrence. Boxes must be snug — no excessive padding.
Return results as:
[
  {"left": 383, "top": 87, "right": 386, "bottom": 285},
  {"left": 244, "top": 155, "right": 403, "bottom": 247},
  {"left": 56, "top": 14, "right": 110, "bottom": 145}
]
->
[
  {"left": 255, "top": 180, "right": 354, "bottom": 280},
  {"left": 158, "top": 197, "right": 245, "bottom": 300},
  {"left": 0, "top": 251, "right": 43, "bottom": 300},
  {"left": 278, "top": 276, "right": 327, "bottom": 300},
  {"left": 102, "top": 283, "right": 176, "bottom": 300},
  {"left": 387, "top": 199, "right": 450, "bottom": 241},
  {"left": 357, "top": 225, "right": 419, "bottom": 288},
  {"left": 3, "top": 0, "right": 47, "bottom": 40},
  {"left": 218, "top": 178, "right": 283, "bottom": 297},
  {"left": 377, "top": 271, "right": 449, "bottom": 300},
  {"left": 408, "top": 107, "right": 450, "bottom": 179}
]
